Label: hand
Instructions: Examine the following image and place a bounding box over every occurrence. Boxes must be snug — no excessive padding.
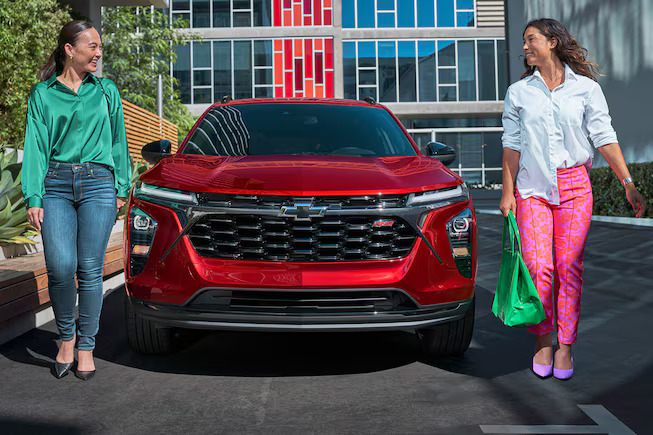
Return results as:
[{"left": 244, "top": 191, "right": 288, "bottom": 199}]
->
[
  {"left": 499, "top": 192, "right": 517, "bottom": 218},
  {"left": 116, "top": 197, "right": 127, "bottom": 214},
  {"left": 27, "top": 207, "right": 44, "bottom": 231},
  {"left": 625, "top": 185, "right": 647, "bottom": 218}
]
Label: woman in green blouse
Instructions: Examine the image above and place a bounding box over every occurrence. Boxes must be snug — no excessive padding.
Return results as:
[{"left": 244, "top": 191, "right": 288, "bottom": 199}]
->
[{"left": 23, "top": 21, "right": 131, "bottom": 380}]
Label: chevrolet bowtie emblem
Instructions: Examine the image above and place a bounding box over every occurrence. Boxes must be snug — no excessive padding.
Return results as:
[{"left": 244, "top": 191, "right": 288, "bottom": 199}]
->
[{"left": 279, "top": 201, "right": 327, "bottom": 220}]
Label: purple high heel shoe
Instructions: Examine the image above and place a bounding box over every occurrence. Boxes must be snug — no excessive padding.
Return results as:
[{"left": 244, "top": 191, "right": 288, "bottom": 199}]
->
[
  {"left": 553, "top": 357, "right": 574, "bottom": 380},
  {"left": 532, "top": 357, "right": 553, "bottom": 379}
]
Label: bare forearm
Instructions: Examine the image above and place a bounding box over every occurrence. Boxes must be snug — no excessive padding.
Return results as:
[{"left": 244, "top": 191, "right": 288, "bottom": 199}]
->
[
  {"left": 597, "top": 143, "right": 632, "bottom": 183},
  {"left": 502, "top": 148, "right": 520, "bottom": 196}
]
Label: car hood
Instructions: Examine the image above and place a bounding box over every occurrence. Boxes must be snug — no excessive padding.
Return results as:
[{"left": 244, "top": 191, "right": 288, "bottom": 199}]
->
[{"left": 138, "top": 154, "right": 461, "bottom": 195}]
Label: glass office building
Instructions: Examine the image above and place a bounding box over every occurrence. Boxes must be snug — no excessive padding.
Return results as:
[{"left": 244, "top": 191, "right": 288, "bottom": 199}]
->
[{"left": 171, "top": 0, "right": 508, "bottom": 184}]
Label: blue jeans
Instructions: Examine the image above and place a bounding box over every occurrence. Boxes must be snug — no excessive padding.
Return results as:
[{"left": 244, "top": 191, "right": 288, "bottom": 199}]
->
[{"left": 42, "top": 162, "right": 117, "bottom": 351}]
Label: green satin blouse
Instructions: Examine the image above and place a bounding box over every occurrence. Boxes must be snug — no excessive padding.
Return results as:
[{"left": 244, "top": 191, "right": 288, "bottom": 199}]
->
[{"left": 22, "top": 73, "right": 131, "bottom": 207}]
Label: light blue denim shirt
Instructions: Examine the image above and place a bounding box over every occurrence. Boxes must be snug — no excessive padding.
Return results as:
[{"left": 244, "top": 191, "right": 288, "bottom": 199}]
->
[{"left": 501, "top": 64, "right": 617, "bottom": 205}]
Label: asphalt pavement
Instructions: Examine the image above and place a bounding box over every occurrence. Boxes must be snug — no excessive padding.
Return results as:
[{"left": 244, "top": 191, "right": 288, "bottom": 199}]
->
[{"left": 1, "top": 213, "right": 651, "bottom": 434}]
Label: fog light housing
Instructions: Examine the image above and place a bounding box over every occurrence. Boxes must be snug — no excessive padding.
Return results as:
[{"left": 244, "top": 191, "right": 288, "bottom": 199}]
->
[
  {"left": 447, "top": 208, "right": 473, "bottom": 278},
  {"left": 129, "top": 207, "right": 157, "bottom": 276}
]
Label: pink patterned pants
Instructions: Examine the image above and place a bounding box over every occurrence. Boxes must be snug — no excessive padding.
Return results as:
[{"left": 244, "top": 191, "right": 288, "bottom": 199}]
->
[{"left": 516, "top": 165, "right": 593, "bottom": 344}]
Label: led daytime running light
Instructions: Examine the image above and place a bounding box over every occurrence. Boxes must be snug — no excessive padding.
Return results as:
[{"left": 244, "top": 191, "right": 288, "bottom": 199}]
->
[
  {"left": 407, "top": 183, "right": 468, "bottom": 207},
  {"left": 138, "top": 183, "right": 196, "bottom": 204}
]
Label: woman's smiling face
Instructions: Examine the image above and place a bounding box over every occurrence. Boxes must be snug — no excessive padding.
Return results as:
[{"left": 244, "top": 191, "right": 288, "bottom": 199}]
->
[
  {"left": 522, "top": 26, "right": 557, "bottom": 67},
  {"left": 67, "top": 27, "right": 102, "bottom": 74}
]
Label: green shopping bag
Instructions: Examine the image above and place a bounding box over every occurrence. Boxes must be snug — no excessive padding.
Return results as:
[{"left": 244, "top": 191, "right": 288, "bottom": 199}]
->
[{"left": 491, "top": 211, "right": 545, "bottom": 327}]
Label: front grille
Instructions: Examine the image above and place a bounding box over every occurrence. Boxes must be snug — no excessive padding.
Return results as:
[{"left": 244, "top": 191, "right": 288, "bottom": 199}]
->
[
  {"left": 187, "top": 289, "right": 419, "bottom": 314},
  {"left": 187, "top": 214, "right": 417, "bottom": 261},
  {"left": 197, "top": 193, "right": 408, "bottom": 209}
]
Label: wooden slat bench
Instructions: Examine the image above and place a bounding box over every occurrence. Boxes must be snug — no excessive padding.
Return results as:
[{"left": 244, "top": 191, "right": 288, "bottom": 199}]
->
[{"left": 0, "top": 231, "right": 124, "bottom": 331}]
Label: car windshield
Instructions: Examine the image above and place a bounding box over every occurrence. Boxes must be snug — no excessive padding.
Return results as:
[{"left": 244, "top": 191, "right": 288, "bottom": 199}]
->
[{"left": 182, "top": 103, "right": 418, "bottom": 157}]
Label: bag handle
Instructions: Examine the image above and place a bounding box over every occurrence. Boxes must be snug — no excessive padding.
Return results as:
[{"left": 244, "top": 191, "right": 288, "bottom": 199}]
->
[{"left": 502, "top": 210, "right": 522, "bottom": 255}]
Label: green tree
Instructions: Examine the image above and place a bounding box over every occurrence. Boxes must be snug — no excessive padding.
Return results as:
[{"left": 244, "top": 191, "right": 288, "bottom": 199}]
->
[
  {"left": 101, "top": 6, "right": 197, "bottom": 142},
  {"left": 0, "top": 0, "right": 72, "bottom": 146}
]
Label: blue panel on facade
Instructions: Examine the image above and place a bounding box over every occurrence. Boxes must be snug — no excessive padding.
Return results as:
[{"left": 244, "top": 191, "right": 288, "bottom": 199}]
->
[
  {"left": 456, "top": 0, "right": 474, "bottom": 9},
  {"left": 213, "top": 41, "right": 231, "bottom": 102},
  {"left": 358, "top": 41, "right": 376, "bottom": 67},
  {"left": 378, "top": 0, "right": 394, "bottom": 10},
  {"left": 193, "top": 41, "right": 211, "bottom": 68},
  {"left": 417, "top": 0, "right": 435, "bottom": 27},
  {"left": 174, "top": 44, "right": 191, "bottom": 104},
  {"left": 436, "top": 0, "right": 455, "bottom": 27},
  {"left": 193, "top": 0, "right": 210, "bottom": 27},
  {"left": 418, "top": 40, "right": 436, "bottom": 101},
  {"left": 343, "top": 41, "right": 356, "bottom": 98},
  {"left": 397, "top": 0, "right": 415, "bottom": 27},
  {"left": 398, "top": 41, "right": 416, "bottom": 101},
  {"left": 343, "top": 0, "right": 356, "bottom": 28},
  {"left": 497, "top": 39, "right": 507, "bottom": 100},
  {"left": 458, "top": 40, "right": 476, "bottom": 101},
  {"left": 357, "top": 0, "right": 375, "bottom": 28},
  {"left": 378, "top": 12, "right": 395, "bottom": 27},
  {"left": 437, "top": 40, "right": 455, "bottom": 66},
  {"left": 213, "top": 0, "right": 230, "bottom": 27},
  {"left": 378, "top": 41, "right": 397, "bottom": 102},
  {"left": 478, "top": 40, "right": 496, "bottom": 100},
  {"left": 234, "top": 40, "right": 252, "bottom": 99},
  {"left": 456, "top": 11, "right": 474, "bottom": 27}
]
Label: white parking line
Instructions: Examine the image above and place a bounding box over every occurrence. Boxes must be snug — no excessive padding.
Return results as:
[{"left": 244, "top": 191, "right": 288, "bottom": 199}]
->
[{"left": 479, "top": 404, "right": 637, "bottom": 434}]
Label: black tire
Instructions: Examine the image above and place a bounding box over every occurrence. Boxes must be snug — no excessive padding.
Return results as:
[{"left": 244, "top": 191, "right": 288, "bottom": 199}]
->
[
  {"left": 125, "top": 295, "right": 176, "bottom": 354},
  {"left": 417, "top": 297, "right": 475, "bottom": 358}
]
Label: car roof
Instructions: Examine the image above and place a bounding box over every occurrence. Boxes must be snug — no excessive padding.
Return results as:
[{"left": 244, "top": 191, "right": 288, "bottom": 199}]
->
[{"left": 207, "top": 98, "right": 381, "bottom": 109}]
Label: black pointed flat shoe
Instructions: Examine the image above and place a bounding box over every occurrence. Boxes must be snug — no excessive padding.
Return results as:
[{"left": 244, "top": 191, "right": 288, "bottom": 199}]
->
[
  {"left": 75, "top": 369, "right": 96, "bottom": 381},
  {"left": 54, "top": 361, "right": 74, "bottom": 379}
]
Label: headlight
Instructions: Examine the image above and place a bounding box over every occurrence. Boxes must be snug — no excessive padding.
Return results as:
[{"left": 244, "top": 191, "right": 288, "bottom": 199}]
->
[
  {"left": 406, "top": 183, "right": 469, "bottom": 208},
  {"left": 134, "top": 183, "right": 197, "bottom": 205}
]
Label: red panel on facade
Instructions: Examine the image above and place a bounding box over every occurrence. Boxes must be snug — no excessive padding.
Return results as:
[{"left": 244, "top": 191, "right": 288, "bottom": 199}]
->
[
  {"left": 315, "top": 39, "right": 323, "bottom": 50},
  {"left": 293, "top": 5, "right": 301, "bottom": 26},
  {"left": 275, "top": 86, "right": 283, "bottom": 98},
  {"left": 294, "top": 39, "right": 302, "bottom": 57},
  {"left": 315, "top": 52, "right": 323, "bottom": 84},
  {"left": 285, "top": 72, "right": 293, "bottom": 97},
  {"left": 304, "top": 39, "right": 313, "bottom": 79},
  {"left": 313, "top": 0, "right": 322, "bottom": 25},
  {"left": 316, "top": 85, "right": 324, "bottom": 98},
  {"left": 274, "top": 40, "right": 283, "bottom": 52},
  {"left": 304, "top": 16, "right": 311, "bottom": 26},
  {"left": 324, "top": 9, "right": 332, "bottom": 25},
  {"left": 304, "top": 0, "right": 312, "bottom": 13},
  {"left": 295, "top": 59, "right": 303, "bottom": 90},
  {"left": 325, "top": 70, "right": 334, "bottom": 97},
  {"left": 283, "top": 0, "right": 291, "bottom": 8},
  {"left": 284, "top": 10, "right": 292, "bottom": 26},
  {"left": 305, "top": 80, "right": 313, "bottom": 97},
  {"left": 284, "top": 40, "right": 293, "bottom": 69},
  {"left": 325, "top": 39, "right": 333, "bottom": 69},
  {"left": 274, "top": 53, "right": 283, "bottom": 84},
  {"left": 274, "top": 0, "right": 282, "bottom": 26}
]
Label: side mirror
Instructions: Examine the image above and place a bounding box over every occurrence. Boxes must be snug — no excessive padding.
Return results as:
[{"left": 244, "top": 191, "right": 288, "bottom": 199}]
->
[
  {"left": 141, "top": 140, "right": 171, "bottom": 165},
  {"left": 426, "top": 141, "right": 456, "bottom": 167}
]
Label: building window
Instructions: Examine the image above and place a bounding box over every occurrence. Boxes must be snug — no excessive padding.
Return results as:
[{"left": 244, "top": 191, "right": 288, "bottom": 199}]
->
[
  {"left": 343, "top": 38, "right": 505, "bottom": 103},
  {"left": 172, "top": 0, "right": 330, "bottom": 27},
  {"left": 343, "top": 0, "right": 475, "bottom": 29},
  {"left": 173, "top": 38, "right": 334, "bottom": 104}
]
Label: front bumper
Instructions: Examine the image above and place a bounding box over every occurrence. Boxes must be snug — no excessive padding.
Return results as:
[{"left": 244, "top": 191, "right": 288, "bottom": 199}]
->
[{"left": 129, "top": 288, "right": 474, "bottom": 332}]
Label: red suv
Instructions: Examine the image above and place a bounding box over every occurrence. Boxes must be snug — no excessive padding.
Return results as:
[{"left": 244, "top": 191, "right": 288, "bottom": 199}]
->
[{"left": 124, "top": 98, "right": 477, "bottom": 357}]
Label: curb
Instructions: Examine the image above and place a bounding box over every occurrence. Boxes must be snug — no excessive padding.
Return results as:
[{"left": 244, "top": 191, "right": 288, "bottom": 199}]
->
[{"left": 475, "top": 209, "right": 653, "bottom": 227}]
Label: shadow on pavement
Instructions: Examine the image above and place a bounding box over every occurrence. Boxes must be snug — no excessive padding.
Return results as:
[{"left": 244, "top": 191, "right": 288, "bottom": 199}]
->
[{"left": 0, "top": 283, "right": 532, "bottom": 380}]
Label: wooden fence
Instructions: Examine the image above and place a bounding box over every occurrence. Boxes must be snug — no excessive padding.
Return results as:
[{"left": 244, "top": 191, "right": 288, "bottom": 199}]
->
[{"left": 122, "top": 99, "right": 179, "bottom": 165}]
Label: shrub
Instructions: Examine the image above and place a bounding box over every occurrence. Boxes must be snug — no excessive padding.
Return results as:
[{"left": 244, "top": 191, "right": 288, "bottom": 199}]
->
[{"left": 590, "top": 162, "right": 653, "bottom": 218}]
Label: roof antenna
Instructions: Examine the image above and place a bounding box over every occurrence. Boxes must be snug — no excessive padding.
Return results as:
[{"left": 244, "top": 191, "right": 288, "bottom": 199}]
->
[
  {"left": 221, "top": 95, "right": 233, "bottom": 103},
  {"left": 363, "top": 96, "right": 376, "bottom": 104}
]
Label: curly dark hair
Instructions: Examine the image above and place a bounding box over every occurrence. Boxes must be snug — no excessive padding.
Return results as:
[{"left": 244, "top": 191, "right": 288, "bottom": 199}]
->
[{"left": 521, "top": 18, "right": 600, "bottom": 81}]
